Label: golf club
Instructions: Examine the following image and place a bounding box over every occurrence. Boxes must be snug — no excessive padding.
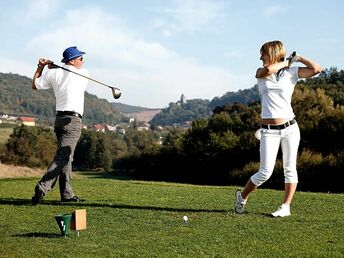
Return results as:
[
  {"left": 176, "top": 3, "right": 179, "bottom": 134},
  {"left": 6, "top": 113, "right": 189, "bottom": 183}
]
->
[{"left": 48, "top": 62, "right": 122, "bottom": 99}]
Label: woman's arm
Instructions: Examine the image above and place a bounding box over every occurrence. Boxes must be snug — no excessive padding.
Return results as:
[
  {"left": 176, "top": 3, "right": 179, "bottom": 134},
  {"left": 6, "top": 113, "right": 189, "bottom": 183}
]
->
[
  {"left": 256, "top": 60, "right": 289, "bottom": 78},
  {"left": 297, "top": 56, "right": 322, "bottom": 78}
]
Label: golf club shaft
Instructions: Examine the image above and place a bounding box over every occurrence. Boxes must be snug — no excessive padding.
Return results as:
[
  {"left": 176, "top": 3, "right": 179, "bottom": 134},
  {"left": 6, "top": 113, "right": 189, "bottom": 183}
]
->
[{"left": 50, "top": 63, "right": 120, "bottom": 90}]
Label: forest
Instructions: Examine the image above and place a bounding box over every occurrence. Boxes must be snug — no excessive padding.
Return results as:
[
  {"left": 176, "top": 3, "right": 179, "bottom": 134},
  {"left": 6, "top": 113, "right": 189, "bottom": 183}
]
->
[{"left": 0, "top": 72, "right": 125, "bottom": 125}]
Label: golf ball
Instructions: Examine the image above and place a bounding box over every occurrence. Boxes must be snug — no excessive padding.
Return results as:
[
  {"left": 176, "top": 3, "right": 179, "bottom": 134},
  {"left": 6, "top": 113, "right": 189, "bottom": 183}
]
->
[
  {"left": 183, "top": 215, "right": 188, "bottom": 222},
  {"left": 254, "top": 128, "right": 261, "bottom": 141}
]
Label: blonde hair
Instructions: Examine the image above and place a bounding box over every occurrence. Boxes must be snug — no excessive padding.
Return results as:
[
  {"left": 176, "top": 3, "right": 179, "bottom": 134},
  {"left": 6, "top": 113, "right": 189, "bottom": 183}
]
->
[{"left": 260, "top": 40, "right": 286, "bottom": 64}]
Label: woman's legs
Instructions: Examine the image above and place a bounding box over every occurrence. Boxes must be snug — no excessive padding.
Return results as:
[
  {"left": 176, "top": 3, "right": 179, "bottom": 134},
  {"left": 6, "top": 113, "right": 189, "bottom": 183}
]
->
[
  {"left": 241, "top": 179, "right": 257, "bottom": 199},
  {"left": 283, "top": 183, "right": 297, "bottom": 205},
  {"left": 280, "top": 123, "right": 300, "bottom": 204},
  {"left": 243, "top": 128, "right": 281, "bottom": 199},
  {"left": 271, "top": 123, "right": 300, "bottom": 217}
]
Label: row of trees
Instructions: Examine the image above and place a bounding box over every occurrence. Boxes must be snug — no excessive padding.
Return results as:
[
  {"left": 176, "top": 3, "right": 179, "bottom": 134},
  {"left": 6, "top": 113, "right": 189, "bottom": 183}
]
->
[
  {"left": 2, "top": 86, "right": 342, "bottom": 192},
  {"left": 119, "top": 87, "right": 343, "bottom": 191},
  {"left": 1, "top": 69, "right": 343, "bottom": 192}
]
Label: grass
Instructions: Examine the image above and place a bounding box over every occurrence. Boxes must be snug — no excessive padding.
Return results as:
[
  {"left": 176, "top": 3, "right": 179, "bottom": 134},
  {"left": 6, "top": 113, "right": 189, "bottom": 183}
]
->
[
  {"left": 0, "top": 173, "right": 343, "bottom": 257},
  {"left": 0, "top": 127, "right": 13, "bottom": 144}
]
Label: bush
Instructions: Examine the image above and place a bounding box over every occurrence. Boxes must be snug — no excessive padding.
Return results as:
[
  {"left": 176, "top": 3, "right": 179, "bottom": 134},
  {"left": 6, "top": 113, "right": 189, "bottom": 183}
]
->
[
  {"left": 1, "top": 125, "right": 56, "bottom": 168},
  {"left": 297, "top": 150, "right": 343, "bottom": 193}
]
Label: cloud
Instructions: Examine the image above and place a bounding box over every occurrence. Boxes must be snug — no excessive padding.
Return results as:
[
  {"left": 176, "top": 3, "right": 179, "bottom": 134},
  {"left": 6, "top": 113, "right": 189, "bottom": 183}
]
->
[
  {"left": 21, "top": 5, "right": 243, "bottom": 108},
  {"left": 0, "top": 56, "right": 33, "bottom": 77},
  {"left": 9, "top": 0, "right": 61, "bottom": 26},
  {"left": 27, "top": 0, "right": 59, "bottom": 19},
  {"left": 224, "top": 51, "right": 243, "bottom": 59},
  {"left": 262, "top": 5, "right": 288, "bottom": 17},
  {"left": 150, "top": 0, "right": 227, "bottom": 36}
]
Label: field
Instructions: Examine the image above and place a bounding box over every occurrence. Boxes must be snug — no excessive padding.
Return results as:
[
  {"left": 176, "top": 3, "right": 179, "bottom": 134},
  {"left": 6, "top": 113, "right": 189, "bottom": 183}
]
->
[
  {"left": 0, "top": 172, "right": 343, "bottom": 257},
  {"left": 0, "top": 127, "right": 13, "bottom": 144}
]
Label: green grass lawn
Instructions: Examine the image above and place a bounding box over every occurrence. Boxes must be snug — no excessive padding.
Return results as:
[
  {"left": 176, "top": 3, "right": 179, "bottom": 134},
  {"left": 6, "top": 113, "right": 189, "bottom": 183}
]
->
[{"left": 0, "top": 173, "right": 343, "bottom": 257}]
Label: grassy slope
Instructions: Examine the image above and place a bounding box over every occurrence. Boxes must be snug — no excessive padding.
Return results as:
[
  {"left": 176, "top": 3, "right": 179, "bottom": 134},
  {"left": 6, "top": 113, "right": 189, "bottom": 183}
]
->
[
  {"left": 0, "top": 174, "right": 343, "bottom": 257},
  {"left": 0, "top": 127, "right": 13, "bottom": 144}
]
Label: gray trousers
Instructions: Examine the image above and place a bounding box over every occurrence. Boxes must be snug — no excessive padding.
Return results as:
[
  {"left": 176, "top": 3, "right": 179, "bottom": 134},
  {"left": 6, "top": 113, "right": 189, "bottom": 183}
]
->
[{"left": 36, "top": 115, "right": 82, "bottom": 199}]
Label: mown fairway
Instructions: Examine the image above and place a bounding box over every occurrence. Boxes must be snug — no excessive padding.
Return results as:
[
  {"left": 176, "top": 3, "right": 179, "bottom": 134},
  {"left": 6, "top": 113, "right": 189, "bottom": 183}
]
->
[{"left": 0, "top": 173, "right": 343, "bottom": 257}]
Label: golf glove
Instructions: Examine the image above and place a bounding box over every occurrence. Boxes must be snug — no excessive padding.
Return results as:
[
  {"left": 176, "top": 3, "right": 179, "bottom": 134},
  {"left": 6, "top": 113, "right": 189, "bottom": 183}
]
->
[{"left": 287, "top": 51, "right": 300, "bottom": 66}]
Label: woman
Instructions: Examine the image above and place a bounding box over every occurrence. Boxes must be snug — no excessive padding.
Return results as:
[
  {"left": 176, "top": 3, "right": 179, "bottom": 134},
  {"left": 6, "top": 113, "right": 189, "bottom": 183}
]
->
[{"left": 234, "top": 40, "right": 322, "bottom": 217}]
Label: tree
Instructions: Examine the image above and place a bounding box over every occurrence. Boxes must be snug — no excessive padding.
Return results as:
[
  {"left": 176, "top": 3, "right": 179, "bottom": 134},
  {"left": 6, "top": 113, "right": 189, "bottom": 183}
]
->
[{"left": 2, "top": 125, "right": 56, "bottom": 168}]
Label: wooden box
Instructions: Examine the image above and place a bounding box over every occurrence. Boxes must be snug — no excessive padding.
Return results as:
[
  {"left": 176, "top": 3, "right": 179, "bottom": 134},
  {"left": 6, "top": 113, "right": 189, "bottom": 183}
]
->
[{"left": 71, "top": 209, "right": 87, "bottom": 230}]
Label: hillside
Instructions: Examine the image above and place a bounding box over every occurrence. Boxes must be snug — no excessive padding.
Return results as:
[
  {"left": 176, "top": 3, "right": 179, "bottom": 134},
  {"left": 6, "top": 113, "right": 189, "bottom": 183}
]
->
[
  {"left": 1, "top": 72, "right": 260, "bottom": 126},
  {"left": 111, "top": 102, "right": 156, "bottom": 113},
  {"left": 112, "top": 102, "right": 161, "bottom": 122},
  {"left": 4, "top": 69, "right": 341, "bottom": 127},
  {"left": 0, "top": 72, "right": 125, "bottom": 125},
  {"left": 123, "top": 109, "right": 161, "bottom": 122},
  {"left": 150, "top": 87, "right": 260, "bottom": 126}
]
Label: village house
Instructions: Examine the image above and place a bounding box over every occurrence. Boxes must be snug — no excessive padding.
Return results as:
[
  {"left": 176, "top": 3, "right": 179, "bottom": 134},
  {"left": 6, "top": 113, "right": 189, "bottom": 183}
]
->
[{"left": 17, "top": 116, "right": 36, "bottom": 126}]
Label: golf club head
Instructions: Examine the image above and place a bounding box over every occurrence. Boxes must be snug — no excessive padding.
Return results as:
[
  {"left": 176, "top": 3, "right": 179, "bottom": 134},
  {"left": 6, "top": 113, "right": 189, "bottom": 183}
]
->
[{"left": 112, "top": 88, "right": 121, "bottom": 99}]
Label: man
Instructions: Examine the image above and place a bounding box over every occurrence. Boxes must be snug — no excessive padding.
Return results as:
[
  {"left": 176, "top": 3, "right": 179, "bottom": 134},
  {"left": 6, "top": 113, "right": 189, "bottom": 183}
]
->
[{"left": 31, "top": 46, "right": 88, "bottom": 205}]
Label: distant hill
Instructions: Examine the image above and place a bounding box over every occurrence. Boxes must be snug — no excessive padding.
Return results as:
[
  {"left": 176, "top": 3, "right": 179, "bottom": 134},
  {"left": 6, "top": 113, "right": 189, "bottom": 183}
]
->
[
  {"left": 111, "top": 102, "right": 156, "bottom": 113},
  {"left": 0, "top": 72, "right": 260, "bottom": 127},
  {"left": 208, "top": 85, "right": 260, "bottom": 109},
  {"left": 111, "top": 102, "right": 162, "bottom": 122},
  {"left": 0, "top": 72, "right": 126, "bottom": 125},
  {"left": 150, "top": 87, "right": 259, "bottom": 126},
  {"left": 123, "top": 109, "right": 162, "bottom": 122},
  {"left": 150, "top": 99, "right": 212, "bottom": 126}
]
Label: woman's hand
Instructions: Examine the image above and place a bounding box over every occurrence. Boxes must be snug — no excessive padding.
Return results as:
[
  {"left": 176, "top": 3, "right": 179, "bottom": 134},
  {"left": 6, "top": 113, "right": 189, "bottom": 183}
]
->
[{"left": 286, "top": 52, "right": 300, "bottom": 66}]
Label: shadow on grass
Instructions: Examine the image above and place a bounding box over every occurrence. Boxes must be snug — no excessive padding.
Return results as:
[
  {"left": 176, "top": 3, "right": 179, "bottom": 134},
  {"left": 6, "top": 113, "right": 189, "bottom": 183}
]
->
[
  {"left": 0, "top": 198, "right": 228, "bottom": 213},
  {"left": 74, "top": 170, "right": 130, "bottom": 180},
  {"left": 12, "top": 232, "right": 62, "bottom": 238}
]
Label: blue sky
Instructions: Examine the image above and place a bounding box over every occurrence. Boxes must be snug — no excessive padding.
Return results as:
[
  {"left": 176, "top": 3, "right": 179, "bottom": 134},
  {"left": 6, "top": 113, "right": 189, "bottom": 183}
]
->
[{"left": 0, "top": 0, "right": 343, "bottom": 108}]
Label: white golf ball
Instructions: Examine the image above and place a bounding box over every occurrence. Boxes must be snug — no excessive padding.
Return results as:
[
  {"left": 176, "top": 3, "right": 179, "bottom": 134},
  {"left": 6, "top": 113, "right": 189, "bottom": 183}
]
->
[
  {"left": 254, "top": 128, "right": 261, "bottom": 141},
  {"left": 183, "top": 215, "right": 188, "bottom": 222}
]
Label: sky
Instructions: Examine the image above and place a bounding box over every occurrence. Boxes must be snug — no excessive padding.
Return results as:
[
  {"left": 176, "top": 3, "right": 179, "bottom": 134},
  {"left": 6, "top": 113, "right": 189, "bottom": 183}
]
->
[{"left": 0, "top": 0, "right": 343, "bottom": 108}]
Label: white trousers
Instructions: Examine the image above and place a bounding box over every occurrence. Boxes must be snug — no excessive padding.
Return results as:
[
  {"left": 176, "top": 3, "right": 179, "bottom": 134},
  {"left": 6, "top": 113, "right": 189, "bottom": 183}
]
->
[{"left": 250, "top": 122, "right": 300, "bottom": 186}]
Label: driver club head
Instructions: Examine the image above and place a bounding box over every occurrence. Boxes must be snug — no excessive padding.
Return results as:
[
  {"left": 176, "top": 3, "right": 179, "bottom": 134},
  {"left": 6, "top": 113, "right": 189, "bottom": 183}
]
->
[{"left": 112, "top": 88, "right": 122, "bottom": 99}]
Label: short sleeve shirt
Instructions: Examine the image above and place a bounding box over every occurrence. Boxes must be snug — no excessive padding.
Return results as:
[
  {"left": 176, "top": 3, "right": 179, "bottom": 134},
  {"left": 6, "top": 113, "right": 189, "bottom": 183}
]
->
[
  {"left": 35, "top": 65, "right": 89, "bottom": 116},
  {"left": 257, "top": 66, "right": 299, "bottom": 119}
]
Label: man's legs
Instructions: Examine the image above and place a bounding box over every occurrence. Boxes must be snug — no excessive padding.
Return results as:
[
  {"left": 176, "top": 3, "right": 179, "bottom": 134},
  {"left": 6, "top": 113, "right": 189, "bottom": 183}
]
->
[
  {"left": 56, "top": 116, "right": 81, "bottom": 199},
  {"left": 32, "top": 116, "right": 81, "bottom": 203}
]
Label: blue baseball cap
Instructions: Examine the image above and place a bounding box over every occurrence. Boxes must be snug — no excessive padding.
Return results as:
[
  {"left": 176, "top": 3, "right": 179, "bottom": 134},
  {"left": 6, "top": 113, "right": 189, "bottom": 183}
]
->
[{"left": 61, "top": 46, "right": 85, "bottom": 63}]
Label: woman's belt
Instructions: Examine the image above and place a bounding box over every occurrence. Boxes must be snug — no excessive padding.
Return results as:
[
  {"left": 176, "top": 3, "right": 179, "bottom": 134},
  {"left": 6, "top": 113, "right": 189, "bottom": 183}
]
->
[{"left": 261, "top": 119, "right": 296, "bottom": 130}]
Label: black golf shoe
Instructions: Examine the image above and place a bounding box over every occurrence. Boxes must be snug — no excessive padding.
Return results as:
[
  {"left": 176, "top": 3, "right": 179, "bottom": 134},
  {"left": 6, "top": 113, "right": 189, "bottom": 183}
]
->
[
  {"left": 31, "top": 186, "right": 44, "bottom": 205},
  {"left": 61, "top": 196, "right": 85, "bottom": 203}
]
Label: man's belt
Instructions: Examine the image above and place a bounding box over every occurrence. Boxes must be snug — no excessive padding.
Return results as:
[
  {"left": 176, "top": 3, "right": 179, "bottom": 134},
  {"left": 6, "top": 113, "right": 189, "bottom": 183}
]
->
[{"left": 56, "top": 111, "right": 82, "bottom": 119}]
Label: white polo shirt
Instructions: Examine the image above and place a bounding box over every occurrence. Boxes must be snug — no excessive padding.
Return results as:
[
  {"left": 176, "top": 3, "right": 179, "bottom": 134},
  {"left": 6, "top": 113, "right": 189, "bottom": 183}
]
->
[
  {"left": 257, "top": 67, "right": 299, "bottom": 119},
  {"left": 35, "top": 65, "right": 89, "bottom": 116}
]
